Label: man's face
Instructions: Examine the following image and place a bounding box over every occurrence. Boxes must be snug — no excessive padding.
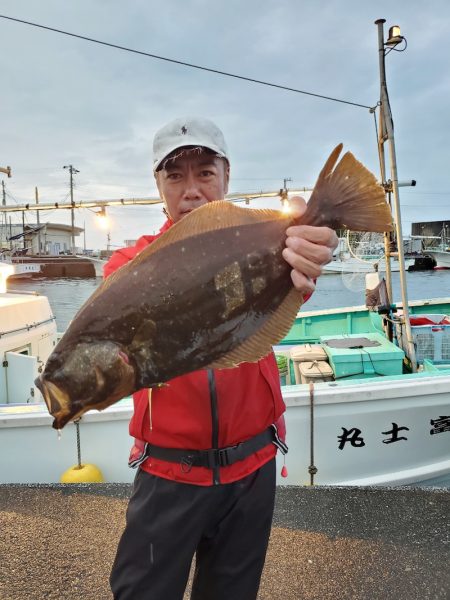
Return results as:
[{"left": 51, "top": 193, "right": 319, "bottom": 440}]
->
[{"left": 155, "top": 149, "right": 230, "bottom": 222}]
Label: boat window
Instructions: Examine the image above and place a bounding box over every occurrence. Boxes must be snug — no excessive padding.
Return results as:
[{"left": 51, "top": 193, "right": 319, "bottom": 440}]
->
[{"left": 11, "top": 345, "right": 31, "bottom": 356}]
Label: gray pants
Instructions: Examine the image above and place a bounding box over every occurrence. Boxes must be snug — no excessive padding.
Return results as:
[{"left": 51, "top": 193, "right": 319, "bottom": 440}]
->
[{"left": 110, "top": 458, "right": 276, "bottom": 600}]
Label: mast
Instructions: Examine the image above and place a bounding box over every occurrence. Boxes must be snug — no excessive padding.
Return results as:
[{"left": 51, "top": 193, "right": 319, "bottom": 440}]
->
[{"left": 375, "top": 19, "right": 418, "bottom": 372}]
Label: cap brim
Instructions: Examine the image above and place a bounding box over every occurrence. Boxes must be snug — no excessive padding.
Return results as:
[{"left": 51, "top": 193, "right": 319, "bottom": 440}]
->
[{"left": 153, "top": 143, "right": 227, "bottom": 172}]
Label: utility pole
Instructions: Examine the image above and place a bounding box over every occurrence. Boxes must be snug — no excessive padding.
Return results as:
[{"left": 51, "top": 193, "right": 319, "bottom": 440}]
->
[
  {"left": 280, "top": 177, "right": 292, "bottom": 211},
  {"left": 63, "top": 164, "right": 79, "bottom": 254},
  {"left": 22, "top": 211, "right": 26, "bottom": 250},
  {"left": 1, "top": 168, "right": 11, "bottom": 249},
  {"left": 0, "top": 167, "right": 11, "bottom": 251},
  {"left": 35, "top": 187, "right": 41, "bottom": 255},
  {"left": 1, "top": 180, "right": 6, "bottom": 248}
]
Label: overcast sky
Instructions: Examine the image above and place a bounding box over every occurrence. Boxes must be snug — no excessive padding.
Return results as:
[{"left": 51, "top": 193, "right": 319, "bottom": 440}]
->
[{"left": 1, "top": 1, "right": 449, "bottom": 250}]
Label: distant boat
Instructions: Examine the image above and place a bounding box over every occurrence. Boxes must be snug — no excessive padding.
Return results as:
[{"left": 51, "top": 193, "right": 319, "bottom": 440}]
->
[
  {"left": 76, "top": 255, "right": 107, "bottom": 277},
  {"left": 322, "top": 255, "right": 414, "bottom": 274},
  {"left": 0, "top": 254, "right": 42, "bottom": 279},
  {"left": 322, "top": 236, "right": 415, "bottom": 274},
  {"left": 426, "top": 247, "right": 450, "bottom": 269}
]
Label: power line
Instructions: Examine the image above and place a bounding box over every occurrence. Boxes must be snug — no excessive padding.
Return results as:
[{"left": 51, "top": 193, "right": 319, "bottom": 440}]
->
[{"left": 0, "top": 14, "right": 373, "bottom": 110}]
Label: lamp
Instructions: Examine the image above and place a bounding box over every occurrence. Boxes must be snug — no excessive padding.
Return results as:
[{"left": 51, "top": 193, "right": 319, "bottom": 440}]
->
[
  {"left": 386, "top": 25, "right": 403, "bottom": 47},
  {"left": 96, "top": 207, "right": 109, "bottom": 230}
]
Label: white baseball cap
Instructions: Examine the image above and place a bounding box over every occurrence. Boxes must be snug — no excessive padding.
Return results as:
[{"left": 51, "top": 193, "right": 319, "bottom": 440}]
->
[{"left": 153, "top": 116, "right": 229, "bottom": 172}]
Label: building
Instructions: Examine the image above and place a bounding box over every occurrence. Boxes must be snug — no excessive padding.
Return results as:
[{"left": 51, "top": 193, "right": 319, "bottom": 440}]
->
[
  {"left": 411, "top": 220, "right": 449, "bottom": 239},
  {"left": 0, "top": 222, "right": 84, "bottom": 255}
]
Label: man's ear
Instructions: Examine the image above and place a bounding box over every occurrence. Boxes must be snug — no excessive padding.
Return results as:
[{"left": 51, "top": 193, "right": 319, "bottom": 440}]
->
[
  {"left": 154, "top": 170, "right": 162, "bottom": 195},
  {"left": 155, "top": 171, "right": 170, "bottom": 218},
  {"left": 224, "top": 161, "right": 230, "bottom": 195}
]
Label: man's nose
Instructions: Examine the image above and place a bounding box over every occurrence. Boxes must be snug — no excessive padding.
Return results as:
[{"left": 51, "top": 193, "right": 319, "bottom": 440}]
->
[{"left": 181, "top": 172, "right": 202, "bottom": 200}]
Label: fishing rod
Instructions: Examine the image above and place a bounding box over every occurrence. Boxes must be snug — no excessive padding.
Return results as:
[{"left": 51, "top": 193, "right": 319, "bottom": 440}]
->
[{"left": 0, "top": 188, "right": 314, "bottom": 213}]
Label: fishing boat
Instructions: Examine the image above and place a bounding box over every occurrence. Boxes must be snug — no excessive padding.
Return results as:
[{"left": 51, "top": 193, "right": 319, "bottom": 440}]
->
[
  {"left": 0, "top": 19, "right": 448, "bottom": 487},
  {"left": 427, "top": 249, "right": 450, "bottom": 269},
  {"left": 323, "top": 236, "right": 415, "bottom": 275},
  {"left": 0, "top": 254, "right": 42, "bottom": 279},
  {"left": 76, "top": 255, "right": 108, "bottom": 277},
  {"left": 322, "top": 255, "right": 414, "bottom": 274},
  {"left": 425, "top": 239, "right": 450, "bottom": 269},
  {"left": 0, "top": 279, "right": 449, "bottom": 486}
]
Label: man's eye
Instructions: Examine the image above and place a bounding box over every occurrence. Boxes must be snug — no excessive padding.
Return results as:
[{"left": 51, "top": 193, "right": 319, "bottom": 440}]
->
[
  {"left": 200, "top": 170, "right": 214, "bottom": 177},
  {"left": 167, "top": 172, "right": 181, "bottom": 180}
]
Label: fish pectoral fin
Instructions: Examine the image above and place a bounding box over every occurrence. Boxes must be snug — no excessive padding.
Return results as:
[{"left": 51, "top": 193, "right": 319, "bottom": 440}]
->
[
  {"left": 129, "top": 319, "right": 157, "bottom": 350},
  {"left": 208, "top": 287, "right": 303, "bottom": 369}
]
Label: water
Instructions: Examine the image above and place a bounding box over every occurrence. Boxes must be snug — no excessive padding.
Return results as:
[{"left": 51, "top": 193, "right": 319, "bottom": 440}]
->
[{"left": 7, "top": 269, "right": 450, "bottom": 331}]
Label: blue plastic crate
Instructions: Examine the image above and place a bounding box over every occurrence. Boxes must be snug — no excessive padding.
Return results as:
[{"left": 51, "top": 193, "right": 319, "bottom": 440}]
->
[{"left": 409, "top": 324, "right": 450, "bottom": 363}]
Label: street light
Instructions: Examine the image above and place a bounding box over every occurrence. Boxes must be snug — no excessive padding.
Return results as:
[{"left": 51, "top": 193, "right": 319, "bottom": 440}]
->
[
  {"left": 386, "top": 25, "right": 404, "bottom": 47},
  {"left": 96, "top": 207, "right": 111, "bottom": 252},
  {"left": 96, "top": 207, "right": 109, "bottom": 229}
]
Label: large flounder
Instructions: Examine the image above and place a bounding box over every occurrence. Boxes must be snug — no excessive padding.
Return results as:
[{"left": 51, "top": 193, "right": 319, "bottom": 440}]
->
[{"left": 36, "top": 144, "right": 393, "bottom": 429}]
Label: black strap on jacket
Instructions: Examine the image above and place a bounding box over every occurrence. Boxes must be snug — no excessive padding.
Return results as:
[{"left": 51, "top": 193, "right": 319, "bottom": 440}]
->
[{"left": 140, "top": 426, "right": 277, "bottom": 471}]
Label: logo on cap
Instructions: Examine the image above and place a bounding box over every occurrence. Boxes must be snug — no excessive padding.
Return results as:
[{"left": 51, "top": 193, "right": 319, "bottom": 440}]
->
[{"left": 181, "top": 126, "right": 187, "bottom": 135}]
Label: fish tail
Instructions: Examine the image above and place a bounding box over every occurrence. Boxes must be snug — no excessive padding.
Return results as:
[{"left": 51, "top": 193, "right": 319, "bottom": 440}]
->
[{"left": 300, "top": 145, "right": 393, "bottom": 233}]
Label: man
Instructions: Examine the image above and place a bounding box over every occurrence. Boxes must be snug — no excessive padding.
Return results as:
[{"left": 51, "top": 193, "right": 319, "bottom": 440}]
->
[{"left": 108, "top": 117, "right": 338, "bottom": 599}]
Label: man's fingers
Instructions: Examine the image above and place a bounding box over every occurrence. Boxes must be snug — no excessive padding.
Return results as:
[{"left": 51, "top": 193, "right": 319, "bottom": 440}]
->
[
  {"left": 285, "top": 236, "right": 335, "bottom": 266},
  {"left": 290, "top": 270, "right": 316, "bottom": 295},
  {"left": 286, "top": 224, "right": 339, "bottom": 249},
  {"left": 282, "top": 247, "right": 324, "bottom": 279}
]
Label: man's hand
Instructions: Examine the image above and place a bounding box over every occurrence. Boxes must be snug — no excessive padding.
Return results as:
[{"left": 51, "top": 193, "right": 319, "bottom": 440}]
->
[{"left": 282, "top": 196, "right": 339, "bottom": 295}]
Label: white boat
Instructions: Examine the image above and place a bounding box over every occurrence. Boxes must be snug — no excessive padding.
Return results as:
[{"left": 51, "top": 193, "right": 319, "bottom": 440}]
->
[
  {"left": 76, "top": 255, "right": 108, "bottom": 277},
  {"left": 0, "top": 255, "right": 42, "bottom": 279},
  {"left": 426, "top": 249, "right": 450, "bottom": 269},
  {"left": 323, "top": 238, "right": 414, "bottom": 274},
  {"left": 0, "top": 273, "right": 449, "bottom": 486},
  {"left": 322, "top": 255, "right": 414, "bottom": 274}
]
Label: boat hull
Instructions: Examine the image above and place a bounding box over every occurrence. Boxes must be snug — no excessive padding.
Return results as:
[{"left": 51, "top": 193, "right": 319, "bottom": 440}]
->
[
  {"left": 1, "top": 369, "right": 449, "bottom": 486},
  {"left": 1, "top": 296, "right": 449, "bottom": 487},
  {"left": 427, "top": 250, "right": 450, "bottom": 269}
]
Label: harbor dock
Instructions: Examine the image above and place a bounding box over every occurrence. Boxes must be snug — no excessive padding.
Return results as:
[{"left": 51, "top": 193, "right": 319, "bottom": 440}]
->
[{"left": 0, "top": 485, "right": 448, "bottom": 599}]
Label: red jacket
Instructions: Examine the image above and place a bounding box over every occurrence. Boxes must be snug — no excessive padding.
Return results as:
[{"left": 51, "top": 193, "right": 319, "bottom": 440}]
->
[{"left": 104, "top": 220, "right": 288, "bottom": 486}]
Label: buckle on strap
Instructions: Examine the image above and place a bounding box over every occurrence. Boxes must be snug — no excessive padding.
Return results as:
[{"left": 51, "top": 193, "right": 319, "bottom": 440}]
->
[{"left": 204, "top": 443, "right": 246, "bottom": 468}]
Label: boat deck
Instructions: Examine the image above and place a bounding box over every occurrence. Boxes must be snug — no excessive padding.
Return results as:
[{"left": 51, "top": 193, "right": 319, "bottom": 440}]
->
[{"left": 0, "top": 485, "right": 448, "bottom": 599}]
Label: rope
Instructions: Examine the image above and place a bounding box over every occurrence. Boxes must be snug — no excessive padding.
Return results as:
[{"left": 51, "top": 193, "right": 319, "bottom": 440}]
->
[
  {"left": 74, "top": 418, "right": 82, "bottom": 468},
  {"left": 0, "top": 14, "right": 374, "bottom": 110},
  {"left": 308, "top": 382, "right": 318, "bottom": 485}
]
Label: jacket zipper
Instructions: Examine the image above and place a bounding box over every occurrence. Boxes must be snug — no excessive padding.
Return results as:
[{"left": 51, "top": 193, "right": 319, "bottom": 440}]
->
[{"left": 207, "top": 369, "right": 220, "bottom": 485}]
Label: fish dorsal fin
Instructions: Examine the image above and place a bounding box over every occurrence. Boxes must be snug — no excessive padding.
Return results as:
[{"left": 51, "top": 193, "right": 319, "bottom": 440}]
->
[
  {"left": 208, "top": 286, "right": 302, "bottom": 369},
  {"left": 131, "top": 201, "right": 289, "bottom": 266},
  {"left": 302, "top": 144, "right": 393, "bottom": 233},
  {"left": 74, "top": 202, "right": 288, "bottom": 315}
]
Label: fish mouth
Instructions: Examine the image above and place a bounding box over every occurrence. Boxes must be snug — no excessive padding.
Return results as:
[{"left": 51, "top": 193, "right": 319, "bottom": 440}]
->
[{"left": 35, "top": 376, "right": 74, "bottom": 430}]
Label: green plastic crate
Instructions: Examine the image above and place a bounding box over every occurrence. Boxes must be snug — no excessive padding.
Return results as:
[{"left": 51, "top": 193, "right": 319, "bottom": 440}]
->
[{"left": 319, "top": 332, "right": 405, "bottom": 379}]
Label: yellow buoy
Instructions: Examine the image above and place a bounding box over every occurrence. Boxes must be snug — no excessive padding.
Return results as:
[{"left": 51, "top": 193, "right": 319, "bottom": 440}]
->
[
  {"left": 59, "top": 418, "right": 104, "bottom": 483},
  {"left": 60, "top": 463, "right": 104, "bottom": 483}
]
